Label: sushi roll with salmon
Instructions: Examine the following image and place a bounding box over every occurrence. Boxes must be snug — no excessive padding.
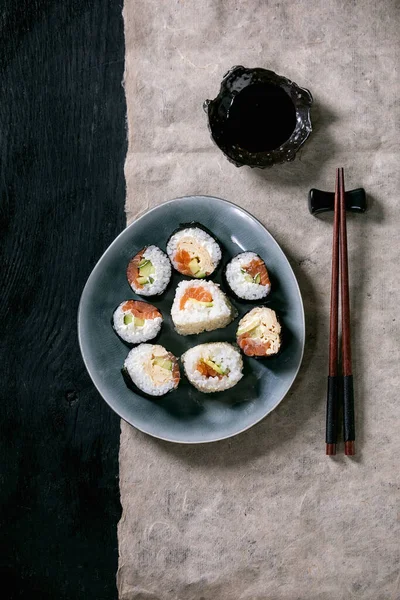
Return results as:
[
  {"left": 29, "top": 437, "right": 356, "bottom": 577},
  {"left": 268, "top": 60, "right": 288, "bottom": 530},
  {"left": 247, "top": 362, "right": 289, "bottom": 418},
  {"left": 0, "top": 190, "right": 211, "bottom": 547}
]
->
[
  {"left": 171, "top": 280, "right": 236, "bottom": 335},
  {"left": 166, "top": 224, "right": 222, "bottom": 278},
  {"left": 236, "top": 307, "right": 282, "bottom": 357},
  {"left": 123, "top": 344, "right": 180, "bottom": 396},
  {"left": 224, "top": 252, "right": 271, "bottom": 301},
  {"left": 181, "top": 342, "right": 243, "bottom": 393},
  {"left": 127, "top": 246, "right": 171, "bottom": 296},
  {"left": 113, "top": 300, "right": 163, "bottom": 345}
]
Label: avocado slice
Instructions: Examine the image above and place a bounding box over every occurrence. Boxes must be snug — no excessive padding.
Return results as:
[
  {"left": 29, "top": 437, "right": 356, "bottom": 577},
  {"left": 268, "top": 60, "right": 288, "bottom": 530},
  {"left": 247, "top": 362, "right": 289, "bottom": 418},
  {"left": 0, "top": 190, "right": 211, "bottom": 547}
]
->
[
  {"left": 189, "top": 258, "right": 200, "bottom": 274},
  {"left": 133, "top": 317, "right": 145, "bottom": 327},
  {"left": 243, "top": 273, "right": 253, "bottom": 283},
  {"left": 254, "top": 273, "right": 261, "bottom": 284},
  {"left": 153, "top": 357, "right": 173, "bottom": 371},
  {"left": 138, "top": 259, "right": 150, "bottom": 268},
  {"left": 240, "top": 268, "right": 254, "bottom": 284},
  {"left": 139, "top": 261, "right": 155, "bottom": 277},
  {"left": 137, "top": 275, "right": 150, "bottom": 285},
  {"left": 123, "top": 313, "right": 134, "bottom": 325},
  {"left": 191, "top": 299, "right": 213, "bottom": 307},
  {"left": 237, "top": 319, "right": 259, "bottom": 336},
  {"left": 189, "top": 259, "right": 207, "bottom": 278},
  {"left": 248, "top": 326, "right": 262, "bottom": 338},
  {"left": 203, "top": 358, "right": 225, "bottom": 375}
]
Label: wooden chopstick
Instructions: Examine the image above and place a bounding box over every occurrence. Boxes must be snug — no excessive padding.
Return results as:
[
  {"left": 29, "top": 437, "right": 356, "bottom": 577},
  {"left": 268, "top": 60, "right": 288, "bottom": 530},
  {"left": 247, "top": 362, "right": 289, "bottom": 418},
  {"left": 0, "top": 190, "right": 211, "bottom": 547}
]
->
[
  {"left": 326, "top": 169, "right": 340, "bottom": 455},
  {"left": 339, "top": 168, "right": 356, "bottom": 455}
]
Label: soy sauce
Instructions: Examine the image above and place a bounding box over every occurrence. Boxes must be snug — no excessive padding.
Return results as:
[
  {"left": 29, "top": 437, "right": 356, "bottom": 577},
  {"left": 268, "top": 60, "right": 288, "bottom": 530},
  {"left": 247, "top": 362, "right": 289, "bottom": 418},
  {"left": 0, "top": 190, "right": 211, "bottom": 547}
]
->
[{"left": 225, "top": 82, "right": 297, "bottom": 152}]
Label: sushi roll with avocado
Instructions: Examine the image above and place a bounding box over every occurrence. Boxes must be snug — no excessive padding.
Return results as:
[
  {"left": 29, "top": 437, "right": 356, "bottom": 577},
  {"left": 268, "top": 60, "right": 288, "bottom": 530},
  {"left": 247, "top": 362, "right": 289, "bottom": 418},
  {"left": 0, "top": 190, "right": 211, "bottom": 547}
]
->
[
  {"left": 127, "top": 245, "right": 171, "bottom": 296},
  {"left": 224, "top": 252, "right": 271, "bottom": 301},
  {"left": 113, "top": 300, "right": 163, "bottom": 345},
  {"left": 123, "top": 344, "right": 180, "bottom": 396},
  {"left": 166, "top": 224, "right": 222, "bottom": 278},
  {"left": 182, "top": 342, "right": 243, "bottom": 393},
  {"left": 171, "top": 280, "right": 236, "bottom": 336},
  {"left": 236, "top": 307, "right": 282, "bottom": 357}
]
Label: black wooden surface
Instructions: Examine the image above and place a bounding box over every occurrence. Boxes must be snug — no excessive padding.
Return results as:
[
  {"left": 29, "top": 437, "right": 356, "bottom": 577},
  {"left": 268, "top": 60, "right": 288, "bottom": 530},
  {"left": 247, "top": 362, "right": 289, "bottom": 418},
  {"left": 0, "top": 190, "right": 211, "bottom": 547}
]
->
[{"left": 0, "top": 1, "right": 126, "bottom": 598}]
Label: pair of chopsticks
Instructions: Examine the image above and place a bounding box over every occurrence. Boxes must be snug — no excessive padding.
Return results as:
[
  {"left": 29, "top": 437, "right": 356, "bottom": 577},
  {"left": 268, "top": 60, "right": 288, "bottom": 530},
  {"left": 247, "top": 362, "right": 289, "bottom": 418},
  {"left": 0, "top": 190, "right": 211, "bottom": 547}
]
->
[{"left": 326, "top": 168, "right": 355, "bottom": 456}]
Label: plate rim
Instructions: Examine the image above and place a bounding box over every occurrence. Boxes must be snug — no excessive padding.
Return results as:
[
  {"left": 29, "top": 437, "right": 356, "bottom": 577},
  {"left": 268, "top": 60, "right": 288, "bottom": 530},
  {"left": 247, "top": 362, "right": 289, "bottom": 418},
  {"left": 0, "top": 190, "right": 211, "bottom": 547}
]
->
[{"left": 78, "top": 195, "right": 305, "bottom": 443}]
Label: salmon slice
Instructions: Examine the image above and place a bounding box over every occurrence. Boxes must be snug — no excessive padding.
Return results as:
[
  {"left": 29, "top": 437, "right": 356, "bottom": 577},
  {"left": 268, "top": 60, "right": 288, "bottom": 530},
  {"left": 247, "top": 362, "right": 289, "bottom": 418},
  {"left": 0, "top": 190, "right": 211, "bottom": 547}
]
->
[
  {"left": 174, "top": 248, "right": 193, "bottom": 276},
  {"left": 196, "top": 360, "right": 223, "bottom": 379},
  {"left": 238, "top": 334, "right": 271, "bottom": 357},
  {"left": 127, "top": 248, "right": 146, "bottom": 289},
  {"left": 244, "top": 258, "right": 270, "bottom": 286},
  {"left": 179, "top": 286, "right": 213, "bottom": 310},
  {"left": 169, "top": 354, "right": 181, "bottom": 386},
  {"left": 122, "top": 300, "right": 161, "bottom": 320}
]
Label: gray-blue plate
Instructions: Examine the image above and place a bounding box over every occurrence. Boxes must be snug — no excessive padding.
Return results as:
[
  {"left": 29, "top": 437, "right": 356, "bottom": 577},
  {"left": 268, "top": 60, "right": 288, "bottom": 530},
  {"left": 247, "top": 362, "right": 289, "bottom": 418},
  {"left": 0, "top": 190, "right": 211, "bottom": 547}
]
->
[{"left": 78, "top": 196, "right": 305, "bottom": 443}]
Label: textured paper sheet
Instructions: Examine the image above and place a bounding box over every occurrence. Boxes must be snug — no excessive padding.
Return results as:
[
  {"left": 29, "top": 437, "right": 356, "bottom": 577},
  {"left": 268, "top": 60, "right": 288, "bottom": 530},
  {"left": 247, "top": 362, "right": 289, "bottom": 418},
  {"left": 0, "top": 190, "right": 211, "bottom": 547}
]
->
[{"left": 118, "top": 1, "right": 400, "bottom": 598}]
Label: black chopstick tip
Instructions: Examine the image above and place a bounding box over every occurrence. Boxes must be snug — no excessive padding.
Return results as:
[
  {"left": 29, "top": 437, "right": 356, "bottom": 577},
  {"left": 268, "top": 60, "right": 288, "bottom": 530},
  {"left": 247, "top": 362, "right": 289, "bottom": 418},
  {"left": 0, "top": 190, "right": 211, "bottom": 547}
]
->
[
  {"left": 345, "top": 441, "right": 355, "bottom": 456},
  {"left": 326, "top": 443, "right": 336, "bottom": 456}
]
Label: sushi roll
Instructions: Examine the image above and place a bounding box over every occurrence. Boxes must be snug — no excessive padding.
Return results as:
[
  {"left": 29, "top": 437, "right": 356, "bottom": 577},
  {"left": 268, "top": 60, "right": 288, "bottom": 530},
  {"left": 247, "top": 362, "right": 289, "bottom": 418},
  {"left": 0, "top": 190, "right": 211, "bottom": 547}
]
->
[
  {"left": 171, "top": 280, "right": 236, "bottom": 335},
  {"left": 127, "top": 245, "right": 171, "bottom": 296},
  {"left": 166, "top": 224, "right": 222, "bottom": 278},
  {"left": 123, "top": 344, "right": 180, "bottom": 396},
  {"left": 224, "top": 252, "right": 271, "bottom": 301},
  {"left": 182, "top": 342, "right": 243, "bottom": 393},
  {"left": 236, "top": 307, "right": 282, "bottom": 357},
  {"left": 113, "top": 300, "right": 163, "bottom": 345}
]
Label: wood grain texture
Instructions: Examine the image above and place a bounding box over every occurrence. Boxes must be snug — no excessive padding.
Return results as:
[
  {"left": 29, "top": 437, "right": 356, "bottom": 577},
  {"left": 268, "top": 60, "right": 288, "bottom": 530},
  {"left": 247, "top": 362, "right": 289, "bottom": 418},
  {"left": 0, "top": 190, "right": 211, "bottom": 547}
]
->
[
  {"left": 326, "top": 171, "right": 340, "bottom": 453},
  {"left": 0, "top": 1, "right": 126, "bottom": 598},
  {"left": 339, "top": 168, "right": 353, "bottom": 376},
  {"left": 328, "top": 169, "right": 340, "bottom": 377}
]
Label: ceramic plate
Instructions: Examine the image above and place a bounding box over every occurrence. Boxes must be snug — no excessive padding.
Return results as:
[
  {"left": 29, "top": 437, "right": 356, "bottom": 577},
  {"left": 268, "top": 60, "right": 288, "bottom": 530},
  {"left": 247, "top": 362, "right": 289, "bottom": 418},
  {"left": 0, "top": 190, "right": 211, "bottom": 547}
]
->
[{"left": 78, "top": 196, "right": 305, "bottom": 443}]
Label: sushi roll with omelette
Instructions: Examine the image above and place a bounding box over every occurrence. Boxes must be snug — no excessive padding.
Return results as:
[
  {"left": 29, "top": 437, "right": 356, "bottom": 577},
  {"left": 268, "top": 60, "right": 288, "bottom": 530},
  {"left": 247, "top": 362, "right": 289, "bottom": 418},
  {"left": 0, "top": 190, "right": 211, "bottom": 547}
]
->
[
  {"left": 122, "top": 344, "right": 180, "bottom": 397},
  {"left": 224, "top": 252, "right": 271, "bottom": 301},
  {"left": 113, "top": 300, "right": 163, "bottom": 345},
  {"left": 181, "top": 342, "right": 243, "bottom": 393},
  {"left": 236, "top": 307, "right": 282, "bottom": 357},
  {"left": 127, "top": 245, "right": 171, "bottom": 296},
  {"left": 171, "top": 280, "right": 236, "bottom": 335},
  {"left": 167, "top": 223, "right": 222, "bottom": 278}
]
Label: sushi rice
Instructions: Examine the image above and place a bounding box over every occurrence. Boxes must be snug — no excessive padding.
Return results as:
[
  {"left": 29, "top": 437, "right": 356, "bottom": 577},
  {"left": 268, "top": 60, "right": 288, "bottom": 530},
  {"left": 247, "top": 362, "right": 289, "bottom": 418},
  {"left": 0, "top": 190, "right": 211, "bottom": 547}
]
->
[
  {"left": 236, "top": 307, "right": 282, "bottom": 357},
  {"left": 182, "top": 342, "right": 243, "bottom": 392},
  {"left": 225, "top": 252, "right": 271, "bottom": 301},
  {"left": 171, "top": 280, "right": 236, "bottom": 335},
  {"left": 123, "top": 344, "right": 180, "bottom": 396},
  {"left": 167, "top": 226, "right": 221, "bottom": 278},
  {"left": 113, "top": 300, "right": 162, "bottom": 344},
  {"left": 127, "top": 245, "right": 171, "bottom": 296}
]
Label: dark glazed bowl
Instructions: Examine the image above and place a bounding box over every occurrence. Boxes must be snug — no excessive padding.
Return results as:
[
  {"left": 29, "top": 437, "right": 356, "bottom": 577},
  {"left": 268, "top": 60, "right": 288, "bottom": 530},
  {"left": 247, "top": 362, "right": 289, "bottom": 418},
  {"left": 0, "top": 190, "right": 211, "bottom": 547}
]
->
[{"left": 204, "top": 65, "right": 313, "bottom": 169}]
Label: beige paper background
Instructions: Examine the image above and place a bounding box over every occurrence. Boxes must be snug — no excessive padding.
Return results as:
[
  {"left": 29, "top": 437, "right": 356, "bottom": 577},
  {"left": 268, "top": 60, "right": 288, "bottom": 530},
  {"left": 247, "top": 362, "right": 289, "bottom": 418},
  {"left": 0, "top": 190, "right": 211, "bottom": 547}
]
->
[{"left": 118, "top": 1, "right": 400, "bottom": 598}]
